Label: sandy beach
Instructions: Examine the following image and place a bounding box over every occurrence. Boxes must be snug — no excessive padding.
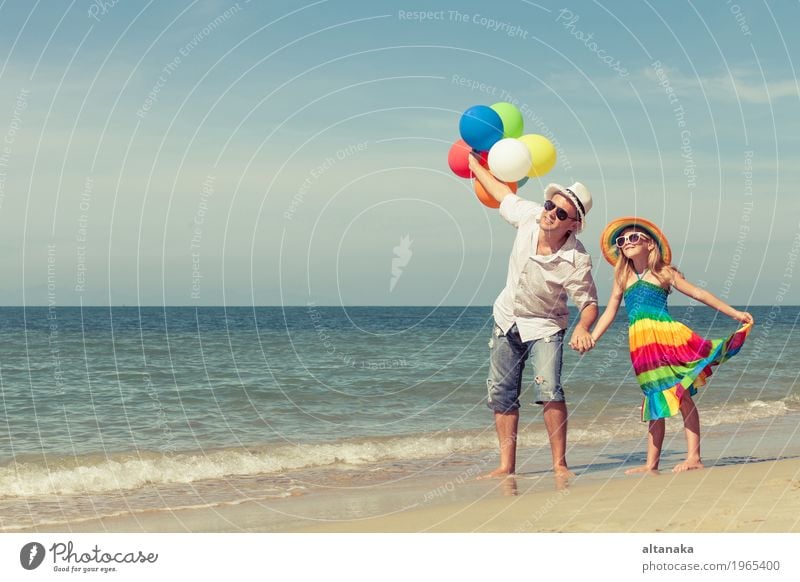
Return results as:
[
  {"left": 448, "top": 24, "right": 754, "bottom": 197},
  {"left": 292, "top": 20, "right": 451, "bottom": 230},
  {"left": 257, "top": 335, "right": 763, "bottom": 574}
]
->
[
  {"left": 20, "top": 456, "right": 799, "bottom": 534},
  {"left": 299, "top": 458, "right": 800, "bottom": 533}
]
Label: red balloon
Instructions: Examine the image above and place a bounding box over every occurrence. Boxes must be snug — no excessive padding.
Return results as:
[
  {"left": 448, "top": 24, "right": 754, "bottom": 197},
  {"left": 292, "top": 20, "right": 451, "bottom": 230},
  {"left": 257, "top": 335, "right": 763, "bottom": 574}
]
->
[
  {"left": 448, "top": 139, "right": 487, "bottom": 178},
  {"left": 474, "top": 179, "right": 517, "bottom": 209}
]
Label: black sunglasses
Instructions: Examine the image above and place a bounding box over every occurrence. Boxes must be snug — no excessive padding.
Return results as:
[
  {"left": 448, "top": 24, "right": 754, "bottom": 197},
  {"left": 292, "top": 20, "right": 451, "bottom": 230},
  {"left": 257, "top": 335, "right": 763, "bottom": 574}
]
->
[
  {"left": 543, "top": 199, "right": 576, "bottom": 221},
  {"left": 615, "top": 232, "right": 650, "bottom": 247}
]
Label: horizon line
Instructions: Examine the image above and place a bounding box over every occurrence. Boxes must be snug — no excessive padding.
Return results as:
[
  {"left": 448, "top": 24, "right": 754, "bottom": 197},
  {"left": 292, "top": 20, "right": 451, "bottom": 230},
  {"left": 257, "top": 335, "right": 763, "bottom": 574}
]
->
[{"left": 2, "top": 304, "right": 792, "bottom": 309}]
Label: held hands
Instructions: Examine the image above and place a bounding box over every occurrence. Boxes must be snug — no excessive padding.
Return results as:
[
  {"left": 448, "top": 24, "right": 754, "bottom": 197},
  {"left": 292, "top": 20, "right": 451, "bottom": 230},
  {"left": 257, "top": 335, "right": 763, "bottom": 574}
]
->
[{"left": 569, "top": 327, "right": 595, "bottom": 353}]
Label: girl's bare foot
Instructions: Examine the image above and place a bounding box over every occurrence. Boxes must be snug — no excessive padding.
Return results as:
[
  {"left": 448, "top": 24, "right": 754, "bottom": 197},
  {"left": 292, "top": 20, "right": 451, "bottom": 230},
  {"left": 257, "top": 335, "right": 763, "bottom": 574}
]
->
[
  {"left": 672, "top": 459, "right": 704, "bottom": 473},
  {"left": 625, "top": 465, "right": 659, "bottom": 475}
]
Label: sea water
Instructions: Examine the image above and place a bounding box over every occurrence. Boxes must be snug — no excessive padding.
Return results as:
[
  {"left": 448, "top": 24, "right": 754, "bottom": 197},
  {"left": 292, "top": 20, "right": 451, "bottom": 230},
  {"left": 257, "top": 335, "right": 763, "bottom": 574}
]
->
[{"left": 0, "top": 306, "right": 797, "bottom": 530}]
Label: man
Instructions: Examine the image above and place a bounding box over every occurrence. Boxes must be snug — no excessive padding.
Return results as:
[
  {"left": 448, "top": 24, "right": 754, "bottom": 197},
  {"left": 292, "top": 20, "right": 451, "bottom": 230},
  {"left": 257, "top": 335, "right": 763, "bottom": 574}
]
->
[{"left": 468, "top": 154, "right": 598, "bottom": 479}]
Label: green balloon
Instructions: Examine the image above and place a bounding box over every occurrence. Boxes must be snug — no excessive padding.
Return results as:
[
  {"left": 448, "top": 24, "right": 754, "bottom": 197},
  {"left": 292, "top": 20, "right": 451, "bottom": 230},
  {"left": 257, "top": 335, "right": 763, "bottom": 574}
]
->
[{"left": 491, "top": 102, "right": 524, "bottom": 139}]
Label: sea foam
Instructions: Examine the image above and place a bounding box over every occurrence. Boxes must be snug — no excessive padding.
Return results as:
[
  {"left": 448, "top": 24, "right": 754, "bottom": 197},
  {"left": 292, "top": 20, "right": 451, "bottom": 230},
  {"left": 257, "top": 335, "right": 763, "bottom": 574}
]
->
[{"left": 1, "top": 395, "right": 795, "bottom": 497}]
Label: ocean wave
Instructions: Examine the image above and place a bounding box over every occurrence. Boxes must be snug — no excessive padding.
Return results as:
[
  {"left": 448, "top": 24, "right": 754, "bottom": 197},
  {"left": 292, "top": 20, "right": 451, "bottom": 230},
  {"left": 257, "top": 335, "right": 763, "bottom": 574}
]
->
[
  {"left": 568, "top": 397, "right": 797, "bottom": 442},
  {"left": 1, "top": 395, "right": 796, "bottom": 497},
  {"left": 0, "top": 432, "right": 500, "bottom": 497},
  {"left": 703, "top": 397, "right": 796, "bottom": 426}
]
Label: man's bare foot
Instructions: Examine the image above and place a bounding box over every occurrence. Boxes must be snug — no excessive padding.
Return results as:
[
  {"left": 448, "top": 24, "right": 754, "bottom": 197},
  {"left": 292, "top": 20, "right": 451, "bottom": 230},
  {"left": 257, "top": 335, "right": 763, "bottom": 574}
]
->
[
  {"left": 672, "top": 459, "right": 704, "bottom": 473},
  {"left": 478, "top": 467, "right": 515, "bottom": 480},
  {"left": 554, "top": 465, "right": 575, "bottom": 478},
  {"left": 625, "top": 465, "right": 659, "bottom": 475}
]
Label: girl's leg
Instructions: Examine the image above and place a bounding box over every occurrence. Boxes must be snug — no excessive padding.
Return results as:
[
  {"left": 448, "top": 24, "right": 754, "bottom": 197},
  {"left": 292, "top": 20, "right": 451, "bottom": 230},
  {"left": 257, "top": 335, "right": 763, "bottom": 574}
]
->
[
  {"left": 625, "top": 418, "right": 665, "bottom": 474},
  {"left": 673, "top": 396, "right": 704, "bottom": 472}
]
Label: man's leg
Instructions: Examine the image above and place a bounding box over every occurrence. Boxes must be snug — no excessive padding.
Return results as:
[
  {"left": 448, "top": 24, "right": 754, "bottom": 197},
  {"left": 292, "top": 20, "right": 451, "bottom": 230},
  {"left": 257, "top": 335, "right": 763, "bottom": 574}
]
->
[
  {"left": 532, "top": 331, "right": 573, "bottom": 476},
  {"left": 542, "top": 401, "right": 572, "bottom": 476},
  {"left": 485, "top": 410, "right": 519, "bottom": 478},
  {"left": 481, "top": 324, "right": 528, "bottom": 479}
]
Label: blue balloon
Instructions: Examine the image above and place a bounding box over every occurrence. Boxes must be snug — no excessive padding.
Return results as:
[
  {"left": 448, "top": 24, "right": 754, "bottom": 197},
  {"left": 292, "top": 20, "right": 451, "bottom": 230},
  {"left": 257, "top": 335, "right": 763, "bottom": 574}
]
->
[{"left": 459, "top": 105, "right": 504, "bottom": 152}]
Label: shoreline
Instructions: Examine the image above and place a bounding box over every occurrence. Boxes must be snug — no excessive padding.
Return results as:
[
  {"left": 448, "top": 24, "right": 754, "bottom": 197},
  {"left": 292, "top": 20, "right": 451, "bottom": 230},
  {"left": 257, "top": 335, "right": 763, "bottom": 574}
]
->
[
  {"left": 6, "top": 410, "right": 799, "bottom": 534},
  {"left": 295, "top": 457, "right": 800, "bottom": 533},
  {"left": 15, "top": 455, "right": 800, "bottom": 534}
]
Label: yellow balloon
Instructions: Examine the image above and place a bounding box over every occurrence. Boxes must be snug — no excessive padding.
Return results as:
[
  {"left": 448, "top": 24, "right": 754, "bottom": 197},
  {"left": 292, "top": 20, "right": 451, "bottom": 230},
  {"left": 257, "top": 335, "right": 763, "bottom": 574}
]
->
[{"left": 519, "top": 134, "right": 556, "bottom": 177}]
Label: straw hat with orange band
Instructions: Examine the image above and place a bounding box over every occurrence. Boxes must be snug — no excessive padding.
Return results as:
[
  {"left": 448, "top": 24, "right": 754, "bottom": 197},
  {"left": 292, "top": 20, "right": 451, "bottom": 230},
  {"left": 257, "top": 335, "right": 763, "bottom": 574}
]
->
[{"left": 600, "top": 216, "right": 672, "bottom": 266}]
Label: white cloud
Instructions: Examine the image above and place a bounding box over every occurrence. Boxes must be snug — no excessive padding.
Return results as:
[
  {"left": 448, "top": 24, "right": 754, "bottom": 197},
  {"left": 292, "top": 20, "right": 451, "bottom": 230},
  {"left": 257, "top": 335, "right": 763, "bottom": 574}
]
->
[
  {"left": 642, "top": 64, "right": 798, "bottom": 105},
  {"left": 540, "top": 63, "right": 798, "bottom": 107}
]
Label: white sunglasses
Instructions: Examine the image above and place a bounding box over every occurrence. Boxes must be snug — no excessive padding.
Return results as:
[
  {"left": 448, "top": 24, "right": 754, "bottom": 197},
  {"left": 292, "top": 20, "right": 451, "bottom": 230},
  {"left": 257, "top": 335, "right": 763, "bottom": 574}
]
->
[{"left": 615, "top": 232, "right": 650, "bottom": 247}]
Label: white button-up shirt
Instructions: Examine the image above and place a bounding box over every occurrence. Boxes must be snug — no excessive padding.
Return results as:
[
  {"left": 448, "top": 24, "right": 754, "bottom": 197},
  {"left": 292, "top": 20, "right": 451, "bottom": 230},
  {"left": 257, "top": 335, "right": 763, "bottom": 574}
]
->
[{"left": 493, "top": 194, "right": 598, "bottom": 342}]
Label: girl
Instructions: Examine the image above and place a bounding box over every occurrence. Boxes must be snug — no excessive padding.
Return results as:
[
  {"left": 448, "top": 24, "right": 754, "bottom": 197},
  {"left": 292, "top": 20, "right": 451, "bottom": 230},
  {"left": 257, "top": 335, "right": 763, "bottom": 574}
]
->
[{"left": 591, "top": 217, "right": 753, "bottom": 473}]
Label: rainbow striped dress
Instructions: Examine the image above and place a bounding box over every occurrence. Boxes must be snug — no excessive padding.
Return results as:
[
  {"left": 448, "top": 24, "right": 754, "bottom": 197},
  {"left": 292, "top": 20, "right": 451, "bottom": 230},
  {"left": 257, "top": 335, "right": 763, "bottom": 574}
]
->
[{"left": 623, "top": 275, "right": 752, "bottom": 421}]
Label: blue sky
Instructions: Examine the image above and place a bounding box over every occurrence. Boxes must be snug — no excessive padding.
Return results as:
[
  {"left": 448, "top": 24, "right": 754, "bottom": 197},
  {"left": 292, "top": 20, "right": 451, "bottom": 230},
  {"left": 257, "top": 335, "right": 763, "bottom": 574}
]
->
[{"left": 0, "top": 0, "right": 797, "bottom": 306}]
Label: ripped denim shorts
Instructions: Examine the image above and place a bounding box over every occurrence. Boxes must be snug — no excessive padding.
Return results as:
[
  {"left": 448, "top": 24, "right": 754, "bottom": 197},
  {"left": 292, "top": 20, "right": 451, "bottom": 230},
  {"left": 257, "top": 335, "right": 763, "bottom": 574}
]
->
[{"left": 486, "top": 323, "right": 565, "bottom": 412}]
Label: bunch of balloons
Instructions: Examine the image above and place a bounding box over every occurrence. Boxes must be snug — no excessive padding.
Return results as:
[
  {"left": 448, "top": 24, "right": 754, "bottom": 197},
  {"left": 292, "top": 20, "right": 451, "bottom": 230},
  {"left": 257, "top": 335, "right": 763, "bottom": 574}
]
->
[{"left": 447, "top": 102, "right": 557, "bottom": 208}]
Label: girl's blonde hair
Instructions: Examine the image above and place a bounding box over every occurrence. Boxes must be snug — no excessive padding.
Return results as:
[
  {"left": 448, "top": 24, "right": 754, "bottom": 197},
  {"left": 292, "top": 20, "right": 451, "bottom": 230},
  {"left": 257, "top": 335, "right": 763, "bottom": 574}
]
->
[{"left": 613, "top": 227, "right": 680, "bottom": 289}]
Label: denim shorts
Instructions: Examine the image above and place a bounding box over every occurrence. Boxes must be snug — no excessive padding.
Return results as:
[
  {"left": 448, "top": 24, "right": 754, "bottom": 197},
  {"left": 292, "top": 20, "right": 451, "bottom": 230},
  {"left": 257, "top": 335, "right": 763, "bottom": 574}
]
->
[{"left": 486, "top": 323, "right": 565, "bottom": 412}]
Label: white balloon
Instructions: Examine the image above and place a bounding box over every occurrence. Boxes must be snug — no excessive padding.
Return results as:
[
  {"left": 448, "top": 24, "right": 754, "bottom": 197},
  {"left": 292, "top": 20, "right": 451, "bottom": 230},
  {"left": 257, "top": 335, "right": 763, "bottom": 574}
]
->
[{"left": 488, "top": 138, "right": 532, "bottom": 182}]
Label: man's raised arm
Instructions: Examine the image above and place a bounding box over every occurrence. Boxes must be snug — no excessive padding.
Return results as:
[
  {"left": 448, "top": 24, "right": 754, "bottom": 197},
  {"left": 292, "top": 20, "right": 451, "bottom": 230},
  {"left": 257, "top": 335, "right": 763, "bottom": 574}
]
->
[{"left": 468, "top": 153, "right": 514, "bottom": 204}]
